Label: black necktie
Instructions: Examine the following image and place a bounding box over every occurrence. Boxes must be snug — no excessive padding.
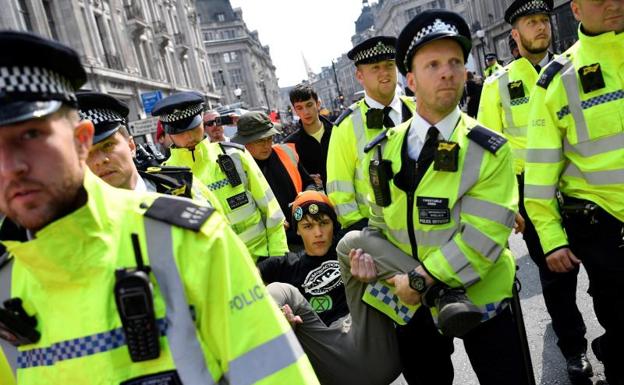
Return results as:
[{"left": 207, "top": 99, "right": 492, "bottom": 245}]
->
[
  {"left": 418, "top": 126, "right": 440, "bottom": 164},
  {"left": 382, "top": 106, "right": 395, "bottom": 128},
  {"left": 534, "top": 64, "right": 541, "bottom": 73}
]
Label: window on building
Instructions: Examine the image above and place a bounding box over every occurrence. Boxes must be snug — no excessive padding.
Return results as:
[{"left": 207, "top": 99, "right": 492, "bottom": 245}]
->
[
  {"left": 209, "top": 54, "right": 220, "bottom": 65},
  {"left": 223, "top": 51, "right": 238, "bottom": 63},
  {"left": 203, "top": 31, "right": 214, "bottom": 41},
  {"left": 181, "top": 56, "right": 191, "bottom": 87},
  {"left": 406, "top": 6, "right": 421, "bottom": 19},
  {"left": 42, "top": 0, "right": 59, "bottom": 40},
  {"left": 17, "top": 0, "right": 33, "bottom": 31},
  {"left": 216, "top": 13, "right": 225, "bottom": 22},
  {"left": 229, "top": 68, "right": 243, "bottom": 84}
]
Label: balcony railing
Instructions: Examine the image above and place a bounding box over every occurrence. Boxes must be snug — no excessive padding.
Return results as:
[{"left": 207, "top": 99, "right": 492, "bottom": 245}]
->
[
  {"left": 174, "top": 32, "right": 187, "bottom": 46},
  {"left": 105, "top": 53, "right": 124, "bottom": 71}
]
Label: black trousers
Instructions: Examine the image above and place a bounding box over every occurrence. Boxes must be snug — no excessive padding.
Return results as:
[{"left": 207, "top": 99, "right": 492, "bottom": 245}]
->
[
  {"left": 397, "top": 305, "right": 528, "bottom": 385},
  {"left": 518, "top": 175, "right": 587, "bottom": 358},
  {"left": 562, "top": 203, "right": 624, "bottom": 384}
]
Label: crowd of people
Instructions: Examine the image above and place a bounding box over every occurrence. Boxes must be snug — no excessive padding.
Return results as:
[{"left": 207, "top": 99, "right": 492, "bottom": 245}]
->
[{"left": 1, "top": 0, "right": 623, "bottom": 384}]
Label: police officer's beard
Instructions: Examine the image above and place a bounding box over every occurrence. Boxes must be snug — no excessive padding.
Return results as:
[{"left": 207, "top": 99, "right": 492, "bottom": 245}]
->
[{"left": 520, "top": 34, "right": 550, "bottom": 55}]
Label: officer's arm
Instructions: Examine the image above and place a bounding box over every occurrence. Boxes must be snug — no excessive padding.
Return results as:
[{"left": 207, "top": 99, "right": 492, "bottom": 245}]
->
[
  {"left": 326, "top": 118, "right": 364, "bottom": 228},
  {"left": 422, "top": 142, "right": 517, "bottom": 289},
  {"left": 181, "top": 213, "right": 319, "bottom": 384},
  {"left": 524, "top": 80, "right": 568, "bottom": 254},
  {"left": 477, "top": 78, "right": 504, "bottom": 134},
  {"left": 242, "top": 150, "right": 289, "bottom": 257},
  {"left": 190, "top": 177, "right": 227, "bottom": 218}
]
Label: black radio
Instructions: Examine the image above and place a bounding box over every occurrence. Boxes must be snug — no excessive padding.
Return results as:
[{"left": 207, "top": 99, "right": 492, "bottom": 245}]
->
[
  {"left": 369, "top": 158, "right": 393, "bottom": 207},
  {"left": 217, "top": 154, "right": 242, "bottom": 187},
  {"left": 114, "top": 234, "right": 160, "bottom": 362},
  {"left": 0, "top": 298, "right": 40, "bottom": 346}
]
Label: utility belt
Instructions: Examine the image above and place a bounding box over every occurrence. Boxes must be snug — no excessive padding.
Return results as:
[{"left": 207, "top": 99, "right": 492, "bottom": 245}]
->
[{"left": 558, "top": 193, "right": 622, "bottom": 229}]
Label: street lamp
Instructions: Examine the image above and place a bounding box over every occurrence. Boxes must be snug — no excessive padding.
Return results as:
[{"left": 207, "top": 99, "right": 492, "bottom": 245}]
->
[{"left": 259, "top": 78, "right": 270, "bottom": 113}]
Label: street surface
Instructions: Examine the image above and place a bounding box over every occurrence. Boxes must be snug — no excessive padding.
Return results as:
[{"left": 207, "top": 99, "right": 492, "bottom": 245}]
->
[{"left": 391, "top": 233, "right": 606, "bottom": 385}]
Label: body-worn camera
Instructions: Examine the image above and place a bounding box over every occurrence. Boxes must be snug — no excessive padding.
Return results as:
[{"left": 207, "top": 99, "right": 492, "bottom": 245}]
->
[{"left": 217, "top": 154, "right": 242, "bottom": 187}]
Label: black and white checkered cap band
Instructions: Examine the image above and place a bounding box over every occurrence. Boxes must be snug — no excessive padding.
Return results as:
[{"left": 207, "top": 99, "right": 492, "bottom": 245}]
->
[
  {"left": 160, "top": 103, "right": 204, "bottom": 123},
  {"left": 509, "top": 1, "right": 550, "bottom": 22},
  {"left": 353, "top": 41, "right": 396, "bottom": 63},
  {"left": 0, "top": 65, "right": 76, "bottom": 104},
  {"left": 404, "top": 19, "right": 459, "bottom": 70},
  {"left": 79, "top": 108, "right": 125, "bottom": 126}
]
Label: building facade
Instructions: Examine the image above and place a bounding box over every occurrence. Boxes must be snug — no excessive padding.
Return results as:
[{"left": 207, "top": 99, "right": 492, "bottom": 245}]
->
[
  {"left": 197, "top": 0, "right": 280, "bottom": 112},
  {"left": 0, "top": 0, "right": 220, "bottom": 126}
]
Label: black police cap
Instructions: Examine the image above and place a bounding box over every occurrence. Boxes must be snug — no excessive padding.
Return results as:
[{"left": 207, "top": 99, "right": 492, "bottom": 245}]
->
[
  {"left": 347, "top": 36, "right": 397, "bottom": 66},
  {"left": 396, "top": 9, "right": 472, "bottom": 76},
  {"left": 505, "top": 0, "right": 553, "bottom": 25},
  {"left": 0, "top": 30, "right": 86, "bottom": 126},
  {"left": 151, "top": 92, "right": 205, "bottom": 135},
  {"left": 77, "top": 91, "right": 129, "bottom": 144},
  {"left": 485, "top": 53, "right": 497, "bottom": 61}
]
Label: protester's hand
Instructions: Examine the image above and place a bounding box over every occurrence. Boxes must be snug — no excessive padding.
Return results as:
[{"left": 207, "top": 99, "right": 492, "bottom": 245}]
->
[
  {"left": 349, "top": 248, "right": 378, "bottom": 283},
  {"left": 310, "top": 174, "right": 323, "bottom": 189},
  {"left": 386, "top": 274, "right": 422, "bottom": 305},
  {"left": 514, "top": 213, "right": 526, "bottom": 234},
  {"left": 284, "top": 220, "right": 290, "bottom": 230},
  {"left": 546, "top": 248, "right": 581, "bottom": 273},
  {"left": 281, "top": 304, "right": 303, "bottom": 327}
]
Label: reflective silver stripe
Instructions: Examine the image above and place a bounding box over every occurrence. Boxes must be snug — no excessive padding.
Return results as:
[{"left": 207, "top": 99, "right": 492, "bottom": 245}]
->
[
  {"left": 462, "top": 223, "right": 503, "bottom": 262},
  {"left": 335, "top": 202, "right": 359, "bottom": 217},
  {"left": 458, "top": 138, "right": 486, "bottom": 198},
  {"left": 237, "top": 220, "right": 267, "bottom": 243},
  {"left": 226, "top": 202, "right": 257, "bottom": 225},
  {"left": 255, "top": 188, "right": 276, "bottom": 210},
  {"left": 505, "top": 125, "right": 527, "bottom": 137},
  {"left": 226, "top": 331, "right": 304, "bottom": 385},
  {"left": 227, "top": 151, "right": 249, "bottom": 187},
  {"left": 524, "top": 184, "right": 556, "bottom": 199},
  {"left": 326, "top": 180, "right": 355, "bottom": 194},
  {"left": 355, "top": 192, "right": 368, "bottom": 206},
  {"left": 266, "top": 209, "right": 284, "bottom": 229},
  {"left": 563, "top": 163, "right": 624, "bottom": 185},
  {"left": 144, "top": 218, "right": 215, "bottom": 385},
  {"left": 564, "top": 133, "right": 624, "bottom": 157},
  {"left": 561, "top": 63, "right": 590, "bottom": 143},
  {"left": 0, "top": 254, "right": 17, "bottom": 377},
  {"left": 512, "top": 148, "right": 526, "bottom": 161},
  {"left": 389, "top": 227, "right": 456, "bottom": 247},
  {"left": 440, "top": 239, "right": 480, "bottom": 286},
  {"left": 526, "top": 148, "right": 563, "bottom": 163},
  {"left": 351, "top": 105, "right": 367, "bottom": 157},
  {"left": 498, "top": 72, "right": 516, "bottom": 131},
  {"left": 461, "top": 196, "right": 515, "bottom": 228}
]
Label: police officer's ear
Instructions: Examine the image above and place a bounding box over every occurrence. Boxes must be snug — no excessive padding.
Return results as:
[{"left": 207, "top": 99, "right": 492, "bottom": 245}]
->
[
  {"left": 406, "top": 71, "right": 418, "bottom": 95},
  {"left": 570, "top": 0, "right": 581, "bottom": 23},
  {"left": 128, "top": 136, "right": 137, "bottom": 157},
  {"left": 75, "top": 119, "right": 95, "bottom": 160}
]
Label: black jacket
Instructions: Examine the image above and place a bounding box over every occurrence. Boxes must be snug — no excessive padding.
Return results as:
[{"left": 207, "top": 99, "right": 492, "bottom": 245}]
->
[{"left": 284, "top": 116, "right": 333, "bottom": 189}]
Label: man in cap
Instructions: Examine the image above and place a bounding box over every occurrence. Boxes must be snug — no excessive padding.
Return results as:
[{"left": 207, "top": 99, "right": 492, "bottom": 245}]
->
[
  {"left": 0, "top": 31, "right": 317, "bottom": 384},
  {"left": 360, "top": 10, "right": 527, "bottom": 384},
  {"left": 484, "top": 53, "right": 503, "bottom": 78},
  {"left": 79, "top": 91, "right": 224, "bottom": 214},
  {"left": 524, "top": 0, "right": 624, "bottom": 383},
  {"left": 326, "top": 36, "right": 416, "bottom": 234},
  {"left": 232, "top": 111, "right": 316, "bottom": 248},
  {"left": 478, "top": 2, "right": 592, "bottom": 382},
  {"left": 152, "top": 92, "right": 288, "bottom": 262}
]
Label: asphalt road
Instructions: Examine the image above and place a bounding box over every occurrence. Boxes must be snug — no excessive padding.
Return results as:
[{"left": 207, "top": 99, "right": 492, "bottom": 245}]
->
[{"left": 391, "top": 233, "right": 606, "bottom": 385}]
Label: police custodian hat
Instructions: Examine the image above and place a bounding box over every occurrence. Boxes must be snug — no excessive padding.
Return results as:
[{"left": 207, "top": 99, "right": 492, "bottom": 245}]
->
[
  {"left": 505, "top": 0, "right": 553, "bottom": 25},
  {"left": 77, "top": 92, "right": 129, "bottom": 144},
  {"left": 347, "top": 36, "right": 397, "bottom": 65},
  {"left": 396, "top": 9, "right": 472, "bottom": 76},
  {"left": 0, "top": 30, "right": 86, "bottom": 126},
  {"left": 151, "top": 91, "right": 204, "bottom": 135}
]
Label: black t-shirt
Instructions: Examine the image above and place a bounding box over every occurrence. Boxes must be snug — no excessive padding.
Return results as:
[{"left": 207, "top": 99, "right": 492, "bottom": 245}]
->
[{"left": 258, "top": 249, "right": 349, "bottom": 326}]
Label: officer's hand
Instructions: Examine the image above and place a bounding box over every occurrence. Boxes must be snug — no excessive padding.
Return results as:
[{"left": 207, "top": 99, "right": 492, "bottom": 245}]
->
[
  {"left": 514, "top": 213, "right": 525, "bottom": 234},
  {"left": 350, "top": 248, "right": 378, "bottom": 283},
  {"left": 546, "top": 248, "right": 581, "bottom": 273},
  {"left": 284, "top": 220, "right": 290, "bottom": 230},
  {"left": 310, "top": 174, "right": 323, "bottom": 188},
  {"left": 281, "top": 304, "right": 303, "bottom": 327},
  {"left": 386, "top": 274, "right": 421, "bottom": 305}
]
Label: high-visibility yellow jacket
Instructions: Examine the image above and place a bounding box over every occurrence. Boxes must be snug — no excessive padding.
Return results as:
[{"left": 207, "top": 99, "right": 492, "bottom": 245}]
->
[
  {"left": 165, "top": 138, "right": 288, "bottom": 260},
  {"left": 363, "top": 114, "right": 517, "bottom": 325},
  {"left": 0, "top": 171, "right": 318, "bottom": 385},
  {"left": 478, "top": 56, "right": 546, "bottom": 175},
  {"left": 326, "top": 96, "right": 416, "bottom": 228},
  {"left": 524, "top": 28, "right": 624, "bottom": 254},
  {"left": 0, "top": 347, "right": 15, "bottom": 385},
  {"left": 484, "top": 62, "right": 504, "bottom": 78}
]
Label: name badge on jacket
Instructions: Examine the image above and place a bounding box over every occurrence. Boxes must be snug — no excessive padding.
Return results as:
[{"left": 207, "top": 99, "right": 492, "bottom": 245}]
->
[
  {"left": 227, "top": 192, "right": 249, "bottom": 210},
  {"left": 417, "top": 197, "right": 450, "bottom": 225}
]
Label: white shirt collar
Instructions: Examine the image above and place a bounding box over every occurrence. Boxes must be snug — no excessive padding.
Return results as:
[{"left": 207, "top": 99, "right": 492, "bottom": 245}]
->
[
  {"left": 411, "top": 106, "right": 461, "bottom": 141},
  {"left": 364, "top": 92, "right": 402, "bottom": 114},
  {"left": 538, "top": 54, "right": 550, "bottom": 69},
  {"left": 134, "top": 176, "right": 148, "bottom": 192}
]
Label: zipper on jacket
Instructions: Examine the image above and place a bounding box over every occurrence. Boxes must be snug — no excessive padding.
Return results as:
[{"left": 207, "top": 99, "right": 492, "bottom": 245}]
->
[{"left": 406, "top": 190, "right": 420, "bottom": 263}]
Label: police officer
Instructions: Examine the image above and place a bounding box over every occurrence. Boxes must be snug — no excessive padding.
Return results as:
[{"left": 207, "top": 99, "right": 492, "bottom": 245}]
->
[
  {"left": 0, "top": 30, "right": 318, "bottom": 384},
  {"left": 326, "top": 36, "right": 416, "bottom": 233},
  {"left": 79, "top": 91, "right": 224, "bottom": 214},
  {"left": 152, "top": 92, "right": 288, "bottom": 262},
  {"left": 478, "top": 2, "right": 592, "bottom": 382},
  {"left": 364, "top": 10, "right": 527, "bottom": 384},
  {"left": 484, "top": 53, "right": 503, "bottom": 78},
  {"left": 524, "top": 1, "right": 624, "bottom": 383}
]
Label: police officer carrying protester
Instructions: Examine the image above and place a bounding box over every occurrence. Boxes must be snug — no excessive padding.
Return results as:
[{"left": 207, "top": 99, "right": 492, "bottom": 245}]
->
[
  {"left": 326, "top": 36, "right": 416, "bottom": 233},
  {"left": 363, "top": 10, "right": 527, "bottom": 384},
  {"left": 152, "top": 92, "right": 288, "bottom": 262},
  {"left": 478, "top": 2, "right": 592, "bottom": 382},
  {"left": 0, "top": 30, "right": 318, "bottom": 384},
  {"left": 524, "top": 1, "right": 624, "bottom": 383},
  {"left": 78, "top": 91, "right": 225, "bottom": 214}
]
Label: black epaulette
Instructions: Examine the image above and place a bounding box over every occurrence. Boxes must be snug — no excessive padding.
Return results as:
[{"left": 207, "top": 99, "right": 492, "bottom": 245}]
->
[
  {"left": 536, "top": 58, "right": 566, "bottom": 89},
  {"left": 364, "top": 130, "right": 388, "bottom": 154},
  {"left": 219, "top": 141, "right": 245, "bottom": 151},
  {"left": 334, "top": 108, "right": 354, "bottom": 126},
  {"left": 143, "top": 196, "right": 214, "bottom": 232},
  {"left": 467, "top": 125, "right": 507, "bottom": 154}
]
